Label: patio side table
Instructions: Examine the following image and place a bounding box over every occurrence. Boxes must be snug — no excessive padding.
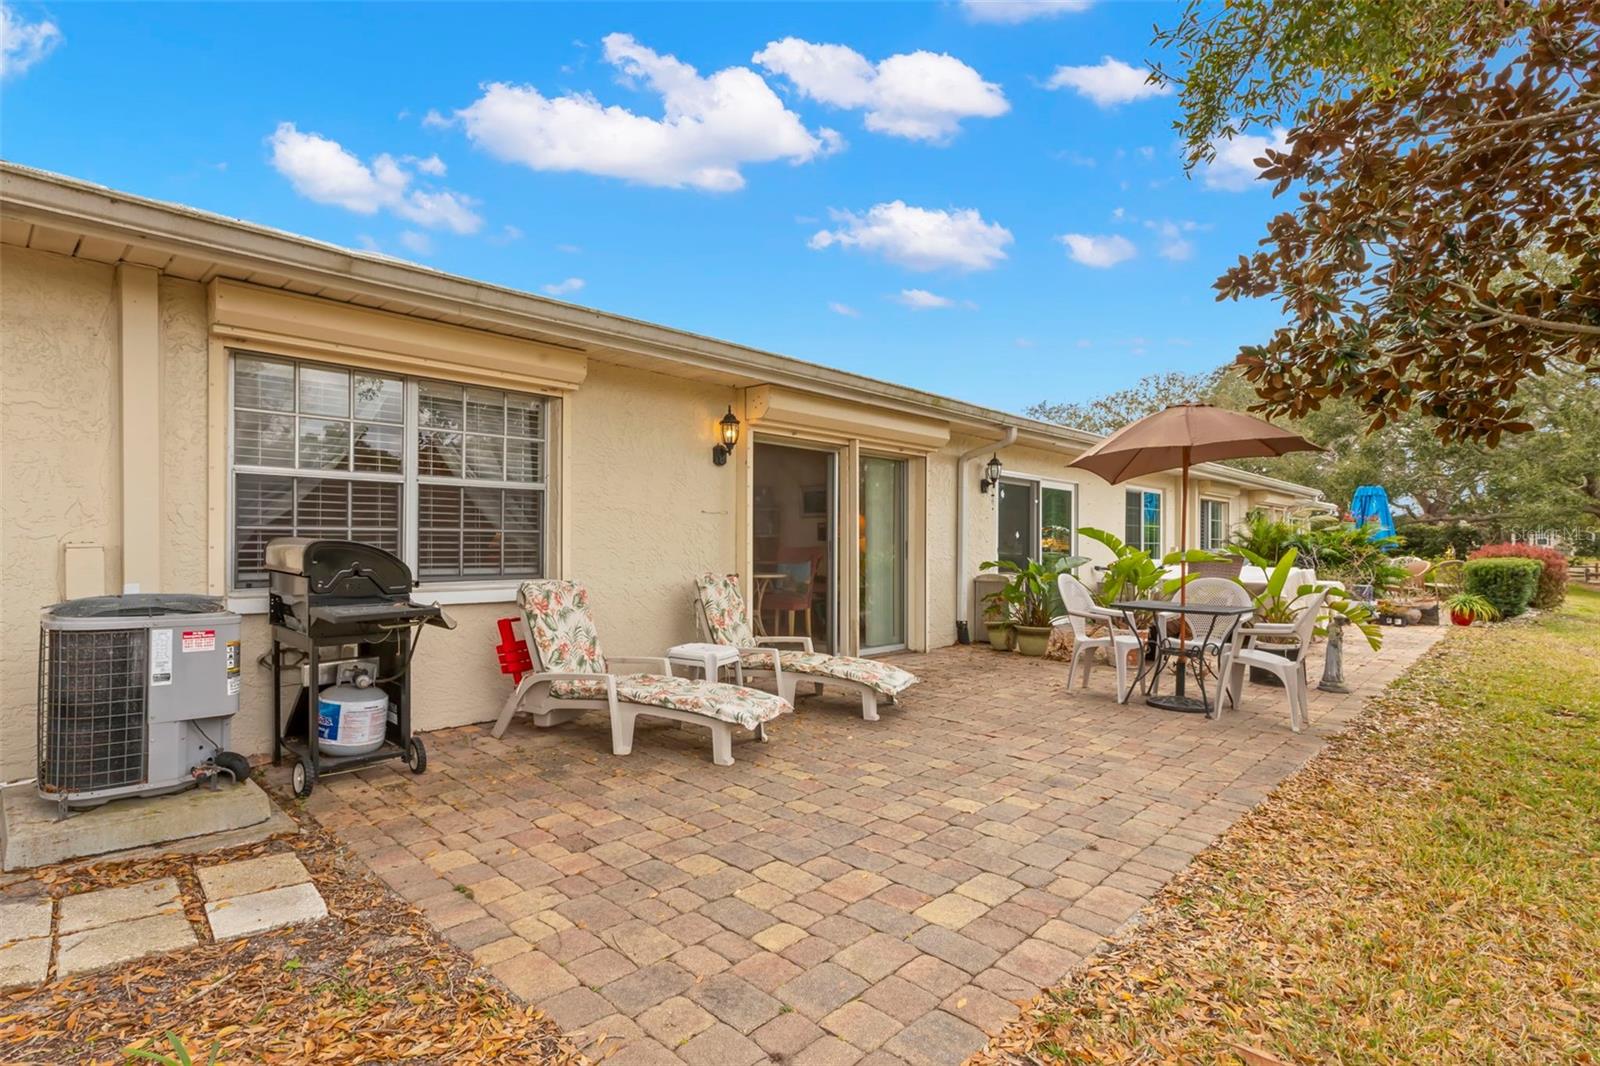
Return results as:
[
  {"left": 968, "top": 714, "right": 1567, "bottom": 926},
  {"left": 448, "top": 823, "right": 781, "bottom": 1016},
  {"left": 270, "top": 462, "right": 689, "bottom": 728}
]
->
[
  {"left": 1109, "top": 600, "right": 1254, "bottom": 716},
  {"left": 666, "top": 642, "right": 744, "bottom": 686}
]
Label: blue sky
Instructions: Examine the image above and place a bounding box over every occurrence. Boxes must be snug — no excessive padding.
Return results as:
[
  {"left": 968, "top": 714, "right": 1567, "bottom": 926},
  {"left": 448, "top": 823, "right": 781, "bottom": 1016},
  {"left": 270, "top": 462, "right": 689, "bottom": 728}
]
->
[{"left": 0, "top": 0, "right": 1292, "bottom": 414}]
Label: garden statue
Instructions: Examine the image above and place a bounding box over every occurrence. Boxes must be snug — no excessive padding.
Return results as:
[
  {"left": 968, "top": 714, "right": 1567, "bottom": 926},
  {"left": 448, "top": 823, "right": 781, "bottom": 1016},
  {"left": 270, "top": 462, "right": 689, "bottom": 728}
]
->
[{"left": 1319, "top": 615, "right": 1351, "bottom": 693}]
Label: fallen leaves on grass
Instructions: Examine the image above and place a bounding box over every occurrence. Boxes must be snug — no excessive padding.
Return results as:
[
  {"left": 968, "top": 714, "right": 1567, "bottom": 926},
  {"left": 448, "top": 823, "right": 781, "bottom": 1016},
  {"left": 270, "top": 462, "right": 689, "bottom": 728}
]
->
[{"left": 974, "top": 592, "right": 1600, "bottom": 1065}]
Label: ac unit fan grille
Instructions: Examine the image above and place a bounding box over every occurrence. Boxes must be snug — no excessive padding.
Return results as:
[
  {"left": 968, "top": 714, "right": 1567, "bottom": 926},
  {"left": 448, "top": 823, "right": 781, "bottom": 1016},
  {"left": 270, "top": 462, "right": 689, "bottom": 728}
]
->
[{"left": 38, "top": 628, "right": 148, "bottom": 793}]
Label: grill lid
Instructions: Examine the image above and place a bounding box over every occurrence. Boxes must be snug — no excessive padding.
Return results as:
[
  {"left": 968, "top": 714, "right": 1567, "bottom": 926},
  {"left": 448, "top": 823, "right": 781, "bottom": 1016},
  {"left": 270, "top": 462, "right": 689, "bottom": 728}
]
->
[{"left": 265, "top": 538, "right": 413, "bottom": 598}]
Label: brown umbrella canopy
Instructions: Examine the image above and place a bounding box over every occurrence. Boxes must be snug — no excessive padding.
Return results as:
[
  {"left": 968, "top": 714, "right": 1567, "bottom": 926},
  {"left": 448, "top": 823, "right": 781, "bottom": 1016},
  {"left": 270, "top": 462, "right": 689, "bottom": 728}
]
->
[{"left": 1068, "top": 403, "right": 1321, "bottom": 486}]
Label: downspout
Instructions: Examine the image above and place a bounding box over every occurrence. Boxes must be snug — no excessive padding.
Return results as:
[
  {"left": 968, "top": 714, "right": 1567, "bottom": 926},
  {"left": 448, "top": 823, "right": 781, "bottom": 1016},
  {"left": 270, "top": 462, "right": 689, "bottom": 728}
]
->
[{"left": 955, "top": 427, "right": 1018, "bottom": 643}]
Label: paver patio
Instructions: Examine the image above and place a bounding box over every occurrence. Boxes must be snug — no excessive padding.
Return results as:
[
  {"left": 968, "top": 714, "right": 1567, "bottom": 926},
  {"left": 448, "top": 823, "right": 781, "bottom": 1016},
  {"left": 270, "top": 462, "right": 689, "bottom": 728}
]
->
[{"left": 307, "top": 626, "right": 1441, "bottom": 1065}]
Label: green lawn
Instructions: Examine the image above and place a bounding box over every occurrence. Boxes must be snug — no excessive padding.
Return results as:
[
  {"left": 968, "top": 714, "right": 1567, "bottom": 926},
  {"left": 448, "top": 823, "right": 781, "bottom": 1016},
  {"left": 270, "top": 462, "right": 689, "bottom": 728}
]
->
[{"left": 982, "top": 588, "right": 1600, "bottom": 1065}]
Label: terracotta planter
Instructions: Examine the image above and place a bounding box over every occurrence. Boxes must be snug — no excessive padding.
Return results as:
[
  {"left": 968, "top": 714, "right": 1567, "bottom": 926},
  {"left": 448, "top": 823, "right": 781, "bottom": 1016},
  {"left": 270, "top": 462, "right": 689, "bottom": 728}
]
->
[
  {"left": 1451, "top": 609, "right": 1474, "bottom": 626},
  {"left": 1013, "top": 625, "right": 1052, "bottom": 657},
  {"left": 987, "top": 622, "right": 1014, "bottom": 651}
]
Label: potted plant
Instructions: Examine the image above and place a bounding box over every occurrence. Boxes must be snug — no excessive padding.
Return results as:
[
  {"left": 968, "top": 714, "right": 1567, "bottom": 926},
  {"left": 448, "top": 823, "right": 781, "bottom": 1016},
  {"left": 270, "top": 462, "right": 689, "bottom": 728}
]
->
[
  {"left": 980, "top": 555, "right": 1088, "bottom": 657},
  {"left": 981, "top": 586, "right": 1014, "bottom": 651},
  {"left": 1444, "top": 591, "right": 1500, "bottom": 626}
]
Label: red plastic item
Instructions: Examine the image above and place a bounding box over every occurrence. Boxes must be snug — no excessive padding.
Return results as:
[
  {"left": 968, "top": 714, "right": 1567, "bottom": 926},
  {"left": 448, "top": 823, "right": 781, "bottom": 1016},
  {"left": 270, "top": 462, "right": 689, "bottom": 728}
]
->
[{"left": 495, "top": 617, "right": 532, "bottom": 684}]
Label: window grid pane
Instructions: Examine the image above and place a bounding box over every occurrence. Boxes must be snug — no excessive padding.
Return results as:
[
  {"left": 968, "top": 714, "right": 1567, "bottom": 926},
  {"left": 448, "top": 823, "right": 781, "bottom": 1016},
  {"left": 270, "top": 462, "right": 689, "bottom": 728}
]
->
[{"left": 231, "top": 354, "right": 545, "bottom": 589}]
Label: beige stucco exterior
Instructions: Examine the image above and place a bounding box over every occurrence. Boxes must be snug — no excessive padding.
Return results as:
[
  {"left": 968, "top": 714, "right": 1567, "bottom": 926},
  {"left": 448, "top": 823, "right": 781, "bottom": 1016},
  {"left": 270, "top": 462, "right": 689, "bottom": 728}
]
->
[{"left": 0, "top": 166, "right": 1322, "bottom": 783}]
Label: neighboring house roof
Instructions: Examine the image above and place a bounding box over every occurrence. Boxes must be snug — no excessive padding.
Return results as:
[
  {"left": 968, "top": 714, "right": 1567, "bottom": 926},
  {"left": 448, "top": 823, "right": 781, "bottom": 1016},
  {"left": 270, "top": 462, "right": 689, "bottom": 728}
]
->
[{"left": 0, "top": 160, "right": 1318, "bottom": 500}]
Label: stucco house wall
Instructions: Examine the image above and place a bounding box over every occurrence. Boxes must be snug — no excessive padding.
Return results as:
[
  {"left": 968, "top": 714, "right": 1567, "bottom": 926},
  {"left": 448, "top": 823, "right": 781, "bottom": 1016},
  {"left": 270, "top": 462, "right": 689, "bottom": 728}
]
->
[{"left": 0, "top": 178, "right": 1320, "bottom": 782}]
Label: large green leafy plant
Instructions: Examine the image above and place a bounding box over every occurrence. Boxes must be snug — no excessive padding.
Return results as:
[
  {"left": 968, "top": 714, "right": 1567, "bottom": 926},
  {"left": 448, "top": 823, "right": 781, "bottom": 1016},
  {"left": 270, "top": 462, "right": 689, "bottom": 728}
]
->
[
  {"left": 979, "top": 555, "right": 1089, "bottom": 628},
  {"left": 1234, "top": 547, "right": 1382, "bottom": 649},
  {"left": 1289, "top": 517, "right": 1408, "bottom": 595},
  {"left": 1077, "top": 527, "right": 1215, "bottom": 606}
]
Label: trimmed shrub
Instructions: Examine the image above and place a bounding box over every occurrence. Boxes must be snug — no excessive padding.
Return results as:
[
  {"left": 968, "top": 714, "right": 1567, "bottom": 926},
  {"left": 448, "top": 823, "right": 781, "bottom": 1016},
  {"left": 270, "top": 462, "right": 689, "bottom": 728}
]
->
[
  {"left": 1469, "top": 543, "right": 1569, "bottom": 608},
  {"left": 1396, "top": 521, "right": 1484, "bottom": 560},
  {"left": 1464, "top": 557, "right": 1542, "bottom": 618}
]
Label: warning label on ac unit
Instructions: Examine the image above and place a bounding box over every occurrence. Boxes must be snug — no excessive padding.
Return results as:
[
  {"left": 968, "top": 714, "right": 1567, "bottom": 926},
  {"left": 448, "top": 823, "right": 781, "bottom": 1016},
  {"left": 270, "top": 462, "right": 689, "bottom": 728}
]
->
[
  {"left": 151, "top": 629, "right": 173, "bottom": 686},
  {"left": 182, "top": 629, "right": 216, "bottom": 653}
]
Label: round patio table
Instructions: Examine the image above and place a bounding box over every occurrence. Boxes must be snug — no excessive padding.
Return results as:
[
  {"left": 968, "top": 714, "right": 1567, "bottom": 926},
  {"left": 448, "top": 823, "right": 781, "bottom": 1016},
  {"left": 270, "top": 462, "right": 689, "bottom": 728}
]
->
[{"left": 1109, "top": 600, "right": 1255, "bottom": 716}]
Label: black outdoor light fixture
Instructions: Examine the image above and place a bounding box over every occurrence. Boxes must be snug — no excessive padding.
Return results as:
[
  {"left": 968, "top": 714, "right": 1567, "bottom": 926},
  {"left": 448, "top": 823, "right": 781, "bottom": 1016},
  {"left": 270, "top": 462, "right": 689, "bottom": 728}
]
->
[
  {"left": 979, "top": 454, "right": 1004, "bottom": 493},
  {"left": 712, "top": 406, "right": 741, "bottom": 466}
]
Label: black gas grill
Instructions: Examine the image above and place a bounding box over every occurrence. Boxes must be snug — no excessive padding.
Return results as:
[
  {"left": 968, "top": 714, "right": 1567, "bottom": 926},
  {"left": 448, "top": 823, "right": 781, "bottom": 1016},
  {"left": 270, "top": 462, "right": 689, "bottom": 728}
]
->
[{"left": 265, "top": 538, "right": 454, "bottom": 797}]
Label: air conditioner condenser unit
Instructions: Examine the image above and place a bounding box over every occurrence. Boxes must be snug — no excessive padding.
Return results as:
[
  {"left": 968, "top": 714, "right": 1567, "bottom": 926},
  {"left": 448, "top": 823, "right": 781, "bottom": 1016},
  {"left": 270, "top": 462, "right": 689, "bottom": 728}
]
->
[{"left": 37, "top": 594, "right": 249, "bottom": 817}]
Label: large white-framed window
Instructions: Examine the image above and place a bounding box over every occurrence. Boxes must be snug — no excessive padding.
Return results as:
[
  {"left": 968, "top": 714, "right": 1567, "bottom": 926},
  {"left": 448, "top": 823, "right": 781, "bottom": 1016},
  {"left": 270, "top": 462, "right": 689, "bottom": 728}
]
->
[
  {"left": 1124, "top": 487, "right": 1163, "bottom": 555},
  {"left": 228, "top": 351, "right": 549, "bottom": 593},
  {"left": 1199, "top": 498, "right": 1229, "bottom": 551}
]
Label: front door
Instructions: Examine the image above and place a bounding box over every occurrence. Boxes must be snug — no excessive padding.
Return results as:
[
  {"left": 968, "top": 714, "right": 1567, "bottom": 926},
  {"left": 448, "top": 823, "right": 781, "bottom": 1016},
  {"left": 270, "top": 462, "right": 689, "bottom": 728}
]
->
[{"left": 859, "top": 455, "right": 907, "bottom": 652}]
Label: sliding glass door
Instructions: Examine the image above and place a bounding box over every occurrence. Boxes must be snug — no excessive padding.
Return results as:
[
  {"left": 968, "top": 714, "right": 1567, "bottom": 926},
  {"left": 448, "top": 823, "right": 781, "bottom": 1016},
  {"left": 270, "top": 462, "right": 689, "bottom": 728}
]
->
[{"left": 859, "top": 456, "right": 907, "bottom": 652}]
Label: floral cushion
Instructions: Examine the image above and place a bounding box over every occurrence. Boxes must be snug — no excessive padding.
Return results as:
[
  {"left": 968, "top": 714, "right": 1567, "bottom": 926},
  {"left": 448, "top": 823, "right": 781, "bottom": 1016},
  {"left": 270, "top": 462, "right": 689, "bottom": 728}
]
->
[
  {"left": 549, "top": 678, "right": 612, "bottom": 700},
  {"left": 738, "top": 649, "right": 919, "bottom": 698},
  {"left": 518, "top": 580, "right": 607, "bottom": 674},
  {"left": 614, "top": 674, "right": 788, "bottom": 731},
  {"left": 695, "top": 573, "right": 757, "bottom": 648}
]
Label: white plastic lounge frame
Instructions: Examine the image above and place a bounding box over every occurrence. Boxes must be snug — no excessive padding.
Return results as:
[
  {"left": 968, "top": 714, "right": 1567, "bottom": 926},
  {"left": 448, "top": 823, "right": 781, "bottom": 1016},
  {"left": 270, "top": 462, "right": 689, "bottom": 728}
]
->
[
  {"left": 693, "top": 573, "right": 918, "bottom": 722},
  {"left": 1051, "top": 573, "right": 1144, "bottom": 703},
  {"left": 492, "top": 581, "right": 788, "bottom": 766},
  {"left": 1220, "top": 589, "right": 1329, "bottom": 733}
]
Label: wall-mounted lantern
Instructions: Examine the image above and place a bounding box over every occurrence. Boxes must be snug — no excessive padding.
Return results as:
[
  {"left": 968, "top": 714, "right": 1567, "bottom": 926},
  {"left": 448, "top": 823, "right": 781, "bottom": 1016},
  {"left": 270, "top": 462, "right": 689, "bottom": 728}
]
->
[
  {"left": 979, "top": 454, "right": 1003, "bottom": 493},
  {"left": 712, "top": 406, "right": 741, "bottom": 466}
]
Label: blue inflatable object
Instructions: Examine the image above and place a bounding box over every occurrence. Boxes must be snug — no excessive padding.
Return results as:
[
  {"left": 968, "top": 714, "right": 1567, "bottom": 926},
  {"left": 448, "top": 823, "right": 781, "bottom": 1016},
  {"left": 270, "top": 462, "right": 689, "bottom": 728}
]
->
[{"left": 1348, "top": 485, "right": 1397, "bottom": 543}]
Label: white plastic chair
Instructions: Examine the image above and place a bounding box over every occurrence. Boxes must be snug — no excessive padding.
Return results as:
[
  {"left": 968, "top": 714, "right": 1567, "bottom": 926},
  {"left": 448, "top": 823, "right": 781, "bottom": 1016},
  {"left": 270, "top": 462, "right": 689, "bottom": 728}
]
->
[
  {"left": 1222, "top": 589, "right": 1329, "bottom": 733},
  {"left": 1052, "top": 573, "right": 1144, "bottom": 703},
  {"left": 1156, "top": 577, "right": 1254, "bottom": 695}
]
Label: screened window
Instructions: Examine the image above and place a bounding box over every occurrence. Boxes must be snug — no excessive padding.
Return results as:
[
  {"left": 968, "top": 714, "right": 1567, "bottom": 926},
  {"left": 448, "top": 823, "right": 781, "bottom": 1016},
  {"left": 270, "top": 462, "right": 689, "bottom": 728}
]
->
[
  {"left": 1200, "top": 499, "right": 1228, "bottom": 551},
  {"left": 230, "top": 353, "right": 548, "bottom": 589},
  {"left": 1124, "top": 489, "right": 1162, "bottom": 555}
]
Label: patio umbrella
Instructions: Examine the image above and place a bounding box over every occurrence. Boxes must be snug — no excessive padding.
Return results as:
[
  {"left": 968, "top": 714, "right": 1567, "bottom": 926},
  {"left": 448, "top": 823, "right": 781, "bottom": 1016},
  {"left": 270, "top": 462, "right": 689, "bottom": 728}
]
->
[{"left": 1067, "top": 404, "right": 1321, "bottom": 602}]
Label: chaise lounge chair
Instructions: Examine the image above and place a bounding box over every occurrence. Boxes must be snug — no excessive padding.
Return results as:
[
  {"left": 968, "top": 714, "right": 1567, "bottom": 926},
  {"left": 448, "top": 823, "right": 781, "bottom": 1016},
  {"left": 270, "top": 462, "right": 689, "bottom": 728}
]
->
[
  {"left": 492, "top": 580, "right": 789, "bottom": 766},
  {"left": 693, "top": 573, "right": 918, "bottom": 721}
]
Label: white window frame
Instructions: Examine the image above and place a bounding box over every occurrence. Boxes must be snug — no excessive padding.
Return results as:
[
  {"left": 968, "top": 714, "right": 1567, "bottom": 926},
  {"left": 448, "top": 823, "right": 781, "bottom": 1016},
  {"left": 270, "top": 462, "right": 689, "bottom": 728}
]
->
[
  {"left": 994, "top": 471, "right": 1080, "bottom": 563},
  {"left": 224, "top": 350, "right": 554, "bottom": 613},
  {"left": 1199, "top": 498, "right": 1229, "bottom": 552},
  {"left": 1124, "top": 486, "right": 1164, "bottom": 556}
]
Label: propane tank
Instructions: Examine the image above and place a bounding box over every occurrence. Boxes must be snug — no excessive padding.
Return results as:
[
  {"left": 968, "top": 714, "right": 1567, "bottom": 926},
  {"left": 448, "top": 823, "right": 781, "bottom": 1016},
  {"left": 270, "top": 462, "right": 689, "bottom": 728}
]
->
[{"left": 316, "top": 681, "right": 387, "bottom": 757}]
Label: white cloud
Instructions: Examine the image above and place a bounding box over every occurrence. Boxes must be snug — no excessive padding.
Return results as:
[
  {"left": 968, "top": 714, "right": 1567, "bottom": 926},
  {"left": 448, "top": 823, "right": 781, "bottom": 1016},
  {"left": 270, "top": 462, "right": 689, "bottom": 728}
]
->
[
  {"left": 268, "top": 123, "right": 483, "bottom": 234},
  {"left": 1145, "top": 219, "right": 1201, "bottom": 261},
  {"left": 397, "top": 231, "right": 433, "bottom": 255},
  {"left": 487, "top": 224, "right": 524, "bottom": 246},
  {"left": 1, "top": 3, "right": 61, "bottom": 77},
  {"left": 555, "top": 242, "right": 581, "bottom": 253},
  {"left": 1057, "top": 232, "right": 1136, "bottom": 268},
  {"left": 962, "top": 0, "right": 1093, "bottom": 24},
  {"left": 409, "top": 153, "right": 447, "bottom": 176},
  {"left": 895, "top": 288, "right": 956, "bottom": 310},
  {"left": 1044, "top": 57, "right": 1168, "bottom": 108},
  {"left": 754, "top": 38, "right": 1007, "bottom": 143},
  {"left": 1075, "top": 338, "right": 1093, "bottom": 349},
  {"left": 809, "top": 201, "right": 1012, "bottom": 272},
  {"left": 1203, "top": 128, "right": 1290, "bottom": 191},
  {"left": 542, "top": 277, "right": 586, "bottom": 297},
  {"left": 455, "top": 33, "right": 834, "bottom": 192},
  {"left": 828, "top": 301, "right": 861, "bottom": 318}
]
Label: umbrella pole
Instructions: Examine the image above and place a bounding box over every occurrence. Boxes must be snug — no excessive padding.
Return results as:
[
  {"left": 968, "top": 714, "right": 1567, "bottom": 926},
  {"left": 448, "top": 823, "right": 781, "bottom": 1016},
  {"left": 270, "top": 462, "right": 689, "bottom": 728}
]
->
[{"left": 1179, "top": 449, "right": 1190, "bottom": 606}]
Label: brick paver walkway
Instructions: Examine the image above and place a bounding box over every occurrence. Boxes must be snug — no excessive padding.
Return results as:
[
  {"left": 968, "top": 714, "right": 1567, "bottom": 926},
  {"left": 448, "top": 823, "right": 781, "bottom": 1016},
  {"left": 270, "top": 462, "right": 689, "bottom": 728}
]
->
[{"left": 307, "top": 626, "right": 1442, "bottom": 1065}]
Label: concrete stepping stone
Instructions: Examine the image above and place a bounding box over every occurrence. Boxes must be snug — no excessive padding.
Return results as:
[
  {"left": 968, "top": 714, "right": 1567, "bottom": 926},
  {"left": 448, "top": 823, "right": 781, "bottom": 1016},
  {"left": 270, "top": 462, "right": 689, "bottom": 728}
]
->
[
  {"left": 0, "top": 896, "right": 52, "bottom": 945},
  {"left": 200, "top": 852, "right": 325, "bottom": 940},
  {"left": 197, "top": 852, "right": 310, "bottom": 899},
  {"left": 58, "top": 877, "right": 183, "bottom": 935},
  {"left": 59, "top": 911, "right": 197, "bottom": 976},
  {"left": 206, "top": 881, "right": 327, "bottom": 940},
  {"left": 0, "top": 896, "right": 53, "bottom": 990}
]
